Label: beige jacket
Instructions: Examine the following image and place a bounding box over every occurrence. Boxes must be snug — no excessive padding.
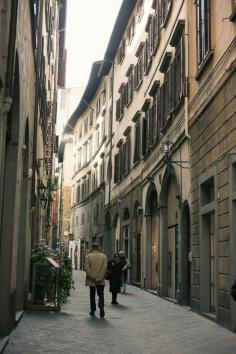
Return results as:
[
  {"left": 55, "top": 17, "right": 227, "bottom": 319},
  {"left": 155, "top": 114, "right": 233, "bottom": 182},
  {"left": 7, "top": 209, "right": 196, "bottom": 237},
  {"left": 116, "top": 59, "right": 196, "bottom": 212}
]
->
[{"left": 84, "top": 251, "right": 107, "bottom": 286}]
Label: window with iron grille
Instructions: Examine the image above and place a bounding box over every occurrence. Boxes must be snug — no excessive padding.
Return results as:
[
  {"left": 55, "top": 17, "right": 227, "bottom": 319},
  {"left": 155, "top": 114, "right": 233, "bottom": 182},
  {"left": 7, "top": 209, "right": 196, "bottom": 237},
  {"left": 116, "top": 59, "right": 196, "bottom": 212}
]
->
[{"left": 196, "top": 0, "right": 211, "bottom": 66}]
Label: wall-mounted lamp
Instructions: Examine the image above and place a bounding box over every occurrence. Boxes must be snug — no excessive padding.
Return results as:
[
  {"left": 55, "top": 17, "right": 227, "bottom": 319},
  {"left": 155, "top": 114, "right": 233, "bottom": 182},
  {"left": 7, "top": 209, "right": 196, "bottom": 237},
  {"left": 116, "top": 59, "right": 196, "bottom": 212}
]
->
[
  {"left": 161, "top": 139, "right": 189, "bottom": 169},
  {"left": 38, "top": 180, "right": 47, "bottom": 209}
]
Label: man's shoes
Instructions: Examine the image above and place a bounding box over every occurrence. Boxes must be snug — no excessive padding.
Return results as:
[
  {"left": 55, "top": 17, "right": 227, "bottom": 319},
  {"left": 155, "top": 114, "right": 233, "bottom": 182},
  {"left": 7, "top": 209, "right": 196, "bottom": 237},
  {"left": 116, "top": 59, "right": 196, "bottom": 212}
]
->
[
  {"left": 89, "top": 311, "right": 95, "bottom": 317},
  {"left": 100, "top": 308, "right": 105, "bottom": 318},
  {"left": 111, "top": 301, "right": 119, "bottom": 305}
]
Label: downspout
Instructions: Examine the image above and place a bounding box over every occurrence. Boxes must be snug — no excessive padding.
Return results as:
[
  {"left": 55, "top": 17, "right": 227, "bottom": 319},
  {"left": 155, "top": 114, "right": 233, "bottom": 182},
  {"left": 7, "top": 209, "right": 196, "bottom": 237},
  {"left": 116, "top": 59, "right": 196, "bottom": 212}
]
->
[
  {"left": 184, "top": 1, "right": 191, "bottom": 141},
  {"left": 108, "top": 60, "right": 114, "bottom": 257}
]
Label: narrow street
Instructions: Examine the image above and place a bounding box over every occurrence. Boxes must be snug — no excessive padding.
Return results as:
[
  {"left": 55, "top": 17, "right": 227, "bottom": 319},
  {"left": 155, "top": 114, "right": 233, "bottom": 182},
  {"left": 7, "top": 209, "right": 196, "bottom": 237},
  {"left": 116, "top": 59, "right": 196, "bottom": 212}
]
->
[{"left": 4, "top": 271, "right": 236, "bottom": 354}]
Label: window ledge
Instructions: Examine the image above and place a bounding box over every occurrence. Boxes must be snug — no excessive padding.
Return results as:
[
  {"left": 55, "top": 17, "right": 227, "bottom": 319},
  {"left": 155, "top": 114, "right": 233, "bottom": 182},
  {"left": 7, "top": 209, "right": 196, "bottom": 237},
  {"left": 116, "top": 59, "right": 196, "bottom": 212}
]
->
[{"left": 195, "top": 50, "right": 214, "bottom": 81}]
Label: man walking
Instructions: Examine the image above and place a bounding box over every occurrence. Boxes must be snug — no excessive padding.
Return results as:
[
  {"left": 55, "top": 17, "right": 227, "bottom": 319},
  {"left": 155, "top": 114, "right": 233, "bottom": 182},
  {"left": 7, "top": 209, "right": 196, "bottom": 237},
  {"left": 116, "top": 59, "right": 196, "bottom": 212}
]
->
[{"left": 84, "top": 243, "right": 107, "bottom": 317}]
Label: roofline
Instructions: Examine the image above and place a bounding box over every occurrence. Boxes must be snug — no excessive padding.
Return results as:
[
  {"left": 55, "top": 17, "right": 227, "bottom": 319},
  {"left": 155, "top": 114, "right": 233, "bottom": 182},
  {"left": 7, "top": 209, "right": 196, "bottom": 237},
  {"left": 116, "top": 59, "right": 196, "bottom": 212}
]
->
[
  {"left": 64, "top": 61, "right": 103, "bottom": 133},
  {"left": 98, "top": 0, "right": 137, "bottom": 76}
]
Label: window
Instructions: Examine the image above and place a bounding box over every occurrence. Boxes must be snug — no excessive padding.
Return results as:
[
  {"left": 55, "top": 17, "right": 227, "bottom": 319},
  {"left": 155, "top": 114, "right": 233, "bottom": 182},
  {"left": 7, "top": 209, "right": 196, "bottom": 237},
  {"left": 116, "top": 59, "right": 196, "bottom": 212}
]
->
[
  {"left": 117, "top": 39, "right": 126, "bottom": 64},
  {"left": 84, "top": 117, "right": 88, "bottom": 134},
  {"left": 78, "top": 126, "right": 82, "bottom": 139},
  {"left": 171, "top": 36, "right": 185, "bottom": 111},
  {"left": 89, "top": 110, "right": 93, "bottom": 128},
  {"left": 114, "top": 152, "right": 121, "bottom": 183},
  {"left": 100, "top": 158, "right": 104, "bottom": 183},
  {"left": 81, "top": 214, "right": 85, "bottom": 225},
  {"left": 133, "top": 113, "right": 141, "bottom": 163},
  {"left": 116, "top": 84, "right": 126, "bottom": 120},
  {"left": 96, "top": 97, "right": 101, "bottom": 117},
  {"left": 161, "top": 0, "right": 172, "bottom": 27},
  {"left": 230, "top": 0, "right": 236, "bottom": 21},
  {"left": 108, "top": 107, "right": 112, "bottom": 139},
  {"left": 127, "top": 17, "right": 135, "bottom": 44},
  {"left": 126, "top": 70, "right": 134, "bottom": 106},
  {"left": 78, "top": 148, "right": 82, "bottom": 169},
  {"left": 76, "top": 185, "right": 80, "bottom": 204},
  {"left": 123, "top": 132, "right": 131, "bottom": 174},
  {"left": 137, "top": 0, "right": 144, "bottom": 22},
  {"left": 134, "top": 50, "right": 144, "bottom": 90},
  {"left": 196, "top": 0, "right": 211, "bottom": 66},
  {"left": 109, "top": 75, "right": 113, "bottom": 97},
  {"left": 152, "top": 7, "right": 160, "bottom": 52}
]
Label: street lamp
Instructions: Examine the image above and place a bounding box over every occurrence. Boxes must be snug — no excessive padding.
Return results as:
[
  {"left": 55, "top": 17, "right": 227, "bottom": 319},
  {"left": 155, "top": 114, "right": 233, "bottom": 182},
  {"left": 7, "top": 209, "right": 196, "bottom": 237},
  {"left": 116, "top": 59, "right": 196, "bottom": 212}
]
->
[
  {"left": 161, "top": 138, "right": 189, "bottom": 169},
  {"left": 38, "top": 180, "right": 47, "bottom": 209}
]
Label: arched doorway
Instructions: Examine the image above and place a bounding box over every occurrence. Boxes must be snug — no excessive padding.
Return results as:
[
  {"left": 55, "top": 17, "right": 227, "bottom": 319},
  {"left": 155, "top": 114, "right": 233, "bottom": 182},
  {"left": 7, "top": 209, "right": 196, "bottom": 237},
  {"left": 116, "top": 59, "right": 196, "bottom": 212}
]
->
[
  {"left": 145, "top": 183, "right": 158, "bottom": 290},
  {"left": 113, "top": 214, "right": 121, "bottom": 253},
  {"left": 133, "top": 201, "right": 142, "bottom": 285},
  {"left": 181, "top": 200, "right": 191, "bottom": 305},
  {"left": 122, "top": 208, "right": 130, "bottom": 259},
  {"left": 160, "top": 167, "right": 180, "bottom": 300}
]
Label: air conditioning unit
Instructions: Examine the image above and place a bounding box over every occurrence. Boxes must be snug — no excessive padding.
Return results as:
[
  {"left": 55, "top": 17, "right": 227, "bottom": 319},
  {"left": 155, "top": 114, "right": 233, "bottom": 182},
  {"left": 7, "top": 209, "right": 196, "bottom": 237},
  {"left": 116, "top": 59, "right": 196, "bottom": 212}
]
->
[{"left": 137, "top": 207, "right": 143, "bottom": 215}]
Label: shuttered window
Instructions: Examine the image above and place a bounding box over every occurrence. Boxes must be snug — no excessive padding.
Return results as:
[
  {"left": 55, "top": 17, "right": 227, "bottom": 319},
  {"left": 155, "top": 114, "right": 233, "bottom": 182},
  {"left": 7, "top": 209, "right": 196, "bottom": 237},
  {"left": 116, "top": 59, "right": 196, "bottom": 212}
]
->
[
  {"left": 161, "top": 0, "right": 172, "bottom": 27},
  {"left": 114, "top": 153, "right": 120, "bottom": 183},
  {"left": 196, "top": 0, "right": 211, "bottom": 66}
]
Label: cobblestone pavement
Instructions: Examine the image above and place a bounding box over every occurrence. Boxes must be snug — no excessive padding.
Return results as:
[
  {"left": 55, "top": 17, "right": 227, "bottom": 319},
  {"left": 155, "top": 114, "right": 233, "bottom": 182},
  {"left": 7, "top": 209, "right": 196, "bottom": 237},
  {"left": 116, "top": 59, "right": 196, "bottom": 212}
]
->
[{"left": 4, "top": 271, "right": 236, "bottom": 354}]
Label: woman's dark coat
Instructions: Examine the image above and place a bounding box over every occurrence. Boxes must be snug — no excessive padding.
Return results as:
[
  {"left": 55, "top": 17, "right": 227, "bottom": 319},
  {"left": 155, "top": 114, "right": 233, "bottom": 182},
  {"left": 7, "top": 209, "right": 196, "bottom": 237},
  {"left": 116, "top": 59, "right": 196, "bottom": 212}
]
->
[{"left": 107, "top": 259, "right": 123, "bottom": 293}]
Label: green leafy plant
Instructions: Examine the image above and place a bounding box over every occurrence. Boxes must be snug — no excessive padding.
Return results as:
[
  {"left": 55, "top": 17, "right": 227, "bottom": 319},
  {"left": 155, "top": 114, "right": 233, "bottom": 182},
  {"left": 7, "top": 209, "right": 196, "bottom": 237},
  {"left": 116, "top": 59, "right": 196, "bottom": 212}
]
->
[
  {"left": 31, "top": 247, "right": 74, "bottom": 305},
  {"left": 57, "top": 256, "right": 75, "bottom": 304}
]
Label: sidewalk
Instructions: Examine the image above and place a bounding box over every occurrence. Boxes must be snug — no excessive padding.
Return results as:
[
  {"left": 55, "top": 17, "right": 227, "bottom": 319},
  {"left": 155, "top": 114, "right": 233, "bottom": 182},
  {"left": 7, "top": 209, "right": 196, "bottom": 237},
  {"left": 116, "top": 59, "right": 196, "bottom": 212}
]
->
[{"left": 4, "top": 271, "right": 236, "bottom": 354}]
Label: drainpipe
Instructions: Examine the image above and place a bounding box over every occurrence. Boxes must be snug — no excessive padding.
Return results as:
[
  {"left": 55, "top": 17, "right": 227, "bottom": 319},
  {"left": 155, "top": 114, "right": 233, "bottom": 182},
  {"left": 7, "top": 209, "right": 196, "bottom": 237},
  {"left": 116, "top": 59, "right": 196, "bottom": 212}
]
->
[
  {"left": 107, "top": 59, "right": 114, "bottom": 257},
  {"left": 184, "top": 1, "right": 191, "bottom": 141}
]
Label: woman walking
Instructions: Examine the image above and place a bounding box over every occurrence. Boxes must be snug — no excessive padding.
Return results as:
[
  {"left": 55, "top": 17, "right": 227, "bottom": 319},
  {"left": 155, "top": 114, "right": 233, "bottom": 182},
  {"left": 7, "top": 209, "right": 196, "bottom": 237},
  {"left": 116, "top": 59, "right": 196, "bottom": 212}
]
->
[{"left": 107, "top": 253, "right": 123, "bottom": 304}]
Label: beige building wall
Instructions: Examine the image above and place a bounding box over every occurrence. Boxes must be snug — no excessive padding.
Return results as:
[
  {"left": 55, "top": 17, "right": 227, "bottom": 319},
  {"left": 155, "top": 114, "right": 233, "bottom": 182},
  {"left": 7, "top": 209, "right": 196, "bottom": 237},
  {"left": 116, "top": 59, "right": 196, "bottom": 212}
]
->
[{"left": 188, "top": 0, "right": 236, "bottom": 330}]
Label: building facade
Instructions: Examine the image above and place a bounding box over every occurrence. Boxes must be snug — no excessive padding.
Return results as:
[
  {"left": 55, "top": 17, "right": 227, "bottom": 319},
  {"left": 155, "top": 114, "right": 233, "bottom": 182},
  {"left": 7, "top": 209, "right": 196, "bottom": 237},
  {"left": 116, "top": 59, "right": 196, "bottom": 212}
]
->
[
  {"left": 0, "top": 0, "right": 65, "bottom": 337},
  {"left": 62, "top": 0, "right": 236, "bottom": 331},
  {"left": 188, "top": 0, "right": 236, "bottom": 330}
]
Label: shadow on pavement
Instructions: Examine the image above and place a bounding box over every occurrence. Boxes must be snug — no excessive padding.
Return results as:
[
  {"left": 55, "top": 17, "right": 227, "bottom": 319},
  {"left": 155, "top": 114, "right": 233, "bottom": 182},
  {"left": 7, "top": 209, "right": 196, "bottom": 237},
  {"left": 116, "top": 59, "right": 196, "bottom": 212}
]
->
[{"left": 85, "top": 317, "right": 114, "bottom": 328}]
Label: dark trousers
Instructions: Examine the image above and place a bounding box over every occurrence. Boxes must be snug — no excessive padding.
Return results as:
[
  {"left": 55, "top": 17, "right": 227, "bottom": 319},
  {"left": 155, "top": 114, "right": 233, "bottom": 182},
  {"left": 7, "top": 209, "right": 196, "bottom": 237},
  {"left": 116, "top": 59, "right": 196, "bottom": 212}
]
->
[
  {"left": 89, "top": 285, "right": 105, "bottom": 312},
  {"left": 112, "top": 291, "right": 117, "bottom": 303}
]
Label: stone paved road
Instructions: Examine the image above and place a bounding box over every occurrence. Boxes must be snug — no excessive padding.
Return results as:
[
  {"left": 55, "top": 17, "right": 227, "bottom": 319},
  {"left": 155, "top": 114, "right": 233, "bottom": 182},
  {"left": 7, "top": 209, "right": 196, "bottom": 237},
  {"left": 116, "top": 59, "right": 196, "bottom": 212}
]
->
[{"left": 4, "top": 271, "right": 236, "bottom": 354}]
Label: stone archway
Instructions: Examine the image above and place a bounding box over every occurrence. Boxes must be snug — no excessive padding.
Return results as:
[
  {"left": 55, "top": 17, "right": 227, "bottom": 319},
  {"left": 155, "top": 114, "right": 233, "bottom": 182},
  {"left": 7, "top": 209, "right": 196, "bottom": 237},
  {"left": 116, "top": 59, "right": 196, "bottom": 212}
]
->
[
  {"left": 113, "top": 213, "right": 121, "bottom": 253},
  {"left": 159, "top": 166, "right": 180, "bottom": 300},
  {"left": 132, "top": 201, "right": 142, "bottom": 285},
  {"left": 145, "top": 182, "right": 158, "bottom": 291}
]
